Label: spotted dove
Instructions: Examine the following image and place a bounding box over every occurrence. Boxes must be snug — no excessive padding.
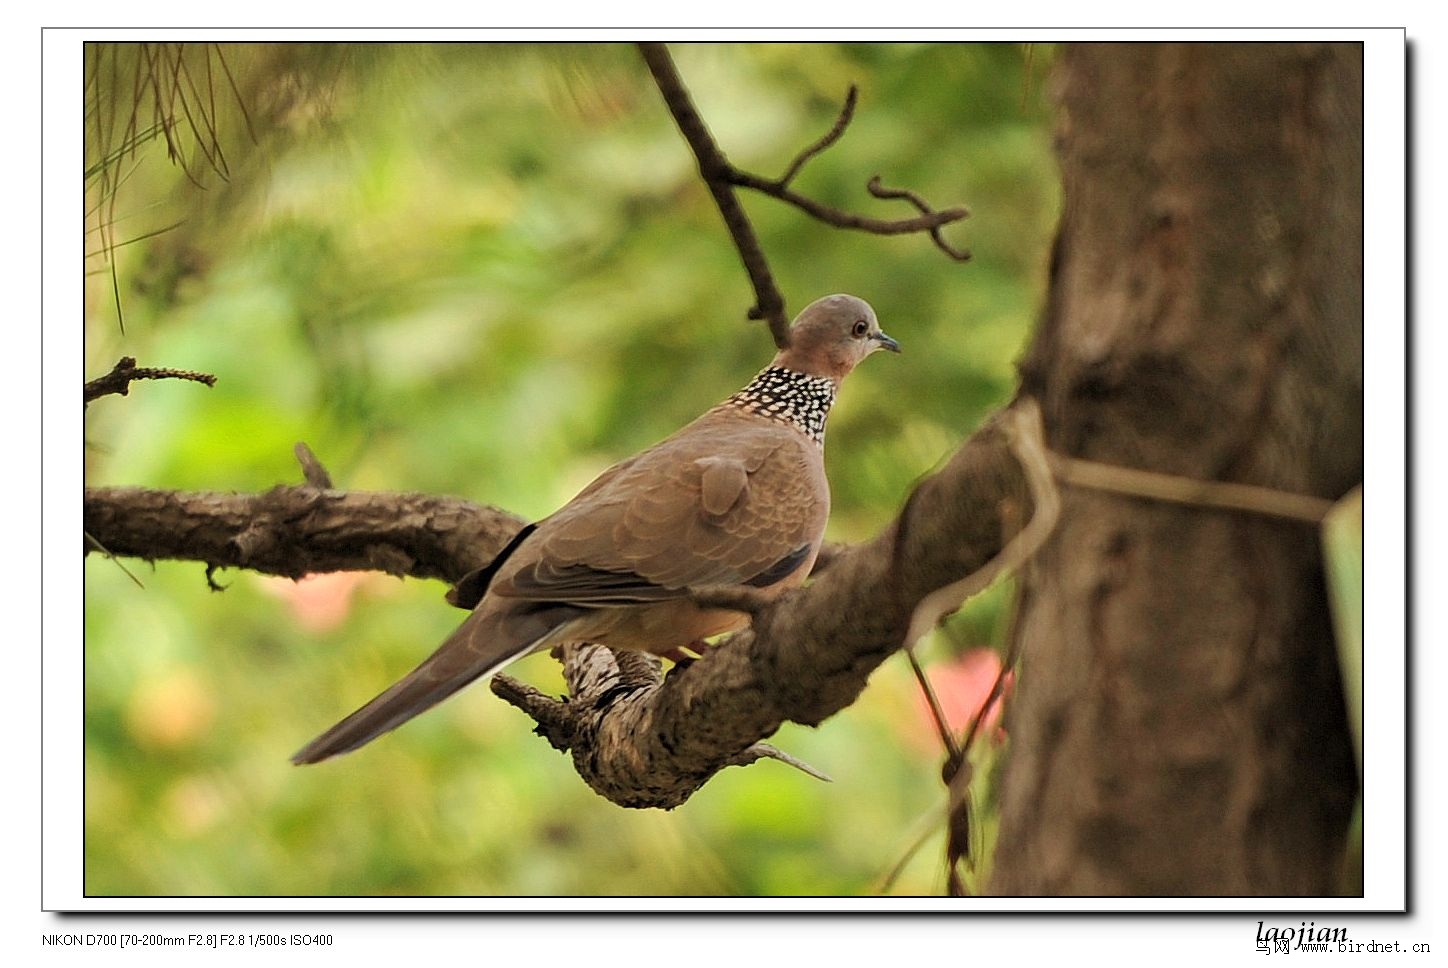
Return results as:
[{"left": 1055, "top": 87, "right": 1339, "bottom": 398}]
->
[{"left": 292, "top": 294, "right": 898, "bottom": 763}]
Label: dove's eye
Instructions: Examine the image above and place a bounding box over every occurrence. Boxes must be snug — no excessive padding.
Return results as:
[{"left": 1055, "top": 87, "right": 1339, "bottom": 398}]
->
[{"left": 852, "top": 319, "right": 869, "bottom": 338}]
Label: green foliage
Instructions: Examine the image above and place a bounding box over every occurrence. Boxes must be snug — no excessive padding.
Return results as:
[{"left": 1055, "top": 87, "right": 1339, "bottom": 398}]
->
[
  {"left": 84, "top": 42, "right": 1058, "bottom": 896},
  {"left": 1323, "top": 487, "right": 1364, "bottom": 893}
]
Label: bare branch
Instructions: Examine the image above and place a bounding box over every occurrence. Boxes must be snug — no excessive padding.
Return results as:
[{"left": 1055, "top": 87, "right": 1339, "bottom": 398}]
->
[
  {"left": 86, "top": 408, "right": 1036, "bottom": 811},
  {"left": 776, "top": 85, "right": 858, "bottom": 186},
  {"left": 638, "top": 42, "right": 791, "bottom": 348},
  {"left": 84, "top": 356, "right": 217, "bottom": 407},
  {"left": 639, "top": 44, "right": 973, "bottom": 349},
  {"left": 85, "top": 481, "right": 854, "bottom": 593},
  {"left": 867, "top": 176, "right": 972, "bottom": 261},
  {"left": 730, "top": 168, "right": 970, "bottom": 245},
  {"left": 83, "top": 485, "right": 528, "bottom": 585}
]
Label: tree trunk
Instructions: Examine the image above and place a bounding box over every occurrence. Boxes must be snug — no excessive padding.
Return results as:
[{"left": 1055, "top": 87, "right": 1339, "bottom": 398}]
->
[{"left": 991, "top": 42, "right": 1363, "bottom": 895}]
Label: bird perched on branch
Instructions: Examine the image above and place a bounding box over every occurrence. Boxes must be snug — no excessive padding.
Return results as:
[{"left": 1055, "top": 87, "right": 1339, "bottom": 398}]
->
[{"left": 293, "top": 294, "right": 899, "bottom": 764}]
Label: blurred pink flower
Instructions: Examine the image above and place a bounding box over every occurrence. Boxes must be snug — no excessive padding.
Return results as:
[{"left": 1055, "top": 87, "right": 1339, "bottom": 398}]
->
[
  {"left": 909, "top": 647, "right": 1013, "bottom": 750},
  {"left": 257, "top": 571, "right": 378, "bottom": 632}
]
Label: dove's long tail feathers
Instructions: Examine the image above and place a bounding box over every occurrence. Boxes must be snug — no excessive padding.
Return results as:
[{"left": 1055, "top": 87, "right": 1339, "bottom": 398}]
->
[{"left": 291, "top": 609, "right": 567, "bottom": 765}]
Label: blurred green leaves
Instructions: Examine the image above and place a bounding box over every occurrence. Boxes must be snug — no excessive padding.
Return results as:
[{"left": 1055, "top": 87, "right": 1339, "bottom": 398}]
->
[
  {"left": 84, "top": 42, "right": 1057, "bottom": 896},
  {"left": 1323, "top": 486, "right": 1363, "bottom": 894}
]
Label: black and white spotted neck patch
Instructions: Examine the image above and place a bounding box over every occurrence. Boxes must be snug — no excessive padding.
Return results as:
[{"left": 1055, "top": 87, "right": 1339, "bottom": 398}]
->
[{"left": 722, "top": 366, "right": 838, "bottom": 446}]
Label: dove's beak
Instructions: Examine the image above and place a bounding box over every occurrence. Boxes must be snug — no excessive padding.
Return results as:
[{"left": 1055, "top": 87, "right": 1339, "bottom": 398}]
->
[{"left": 875, "top": 332, "right": 901, "bottom": 353}]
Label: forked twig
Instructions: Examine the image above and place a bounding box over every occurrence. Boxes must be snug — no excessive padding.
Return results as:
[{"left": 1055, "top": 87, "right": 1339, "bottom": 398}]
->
[
  {"left": 638, "top": 42, "right": 972, "bottom": 349},
  {"left": 867, "top": 176, "right": 972, "bottom": 260}
]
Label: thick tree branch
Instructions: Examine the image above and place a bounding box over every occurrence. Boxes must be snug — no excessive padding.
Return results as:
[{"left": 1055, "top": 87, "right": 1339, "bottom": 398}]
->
[
  {"left": 638, "top": 43, "right": 971, "bottom": 349},
  {"left": 83, "top": 485, "right": 528, "bottom": 584},
  {"left": 83, "top": 483, "right": 849, "bottom": 596}
]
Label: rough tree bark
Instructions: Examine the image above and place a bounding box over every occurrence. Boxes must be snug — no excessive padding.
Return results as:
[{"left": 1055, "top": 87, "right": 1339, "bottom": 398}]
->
[{"left": 991, "top": 43, "right": 1363, "bottom": 895}]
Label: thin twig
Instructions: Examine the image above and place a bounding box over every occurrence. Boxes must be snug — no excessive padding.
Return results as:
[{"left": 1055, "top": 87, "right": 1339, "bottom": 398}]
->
[
  {"left": 213, "top": 42, "right": 258, "bottom": 145},
  {"left": 777, "top": 85, "right": 858, "bottom": 186},
  {"left": 958, "top": 590, "right": 1025, "bottom": 759},
  {"left": 731, "top": 168, "right": 970, "bottom": 241},
  {"left": 727, "top": 86, "right": 971, "bottom": 253},
  {"left": 873, "top": 805, "right": 945, "bottom": 895},
  {"left": 867, "top": 176, "right": 972, "bottom": 261},
  {"left": 84, "top": 356, "right": 217, "bottom": 407},
  {"left": 727, "top": 742, "right": 834, "bottom": 782},
  {"left": 84, "top": 531, "right": 145, "bottom": 588},
  {"left": 889, "top": 401, "right": 1060, "bottom": 891},
  {"left": 293, "top": 442, "right": 334, "bottom": 490},
  {"left": 83, "top": 218, "right": 187, "bottom": 260},
  {"left": 1051, "top": 451, "right": 1336, "bottom": 523},
  {"left": 881, "top": 403, "right": 1059, "bottom": 893},
  {"left": 904, "top": 640, "right": 973, "bottom": 883},
  {"left": 904, "top": 645, "right": 962, "bottom": 764}
]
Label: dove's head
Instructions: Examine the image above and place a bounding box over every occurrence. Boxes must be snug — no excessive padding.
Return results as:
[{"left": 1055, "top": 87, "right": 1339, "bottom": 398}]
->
[{"left": 773, "top": 294, "right": 900, "bottom": 382}]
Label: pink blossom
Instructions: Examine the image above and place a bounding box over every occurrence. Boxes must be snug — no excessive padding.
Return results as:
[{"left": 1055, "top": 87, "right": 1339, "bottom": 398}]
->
[
  {"left": 257, "top": 571, "right": 378, "bottom": 633},
  {"left": 909, "top": 648, "right": 1012, "bottom": 750}
]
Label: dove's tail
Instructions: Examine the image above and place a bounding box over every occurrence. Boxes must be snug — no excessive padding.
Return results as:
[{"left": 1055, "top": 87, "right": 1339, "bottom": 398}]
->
[{"left": 290, "top": 608, "right": 568, "bottom": 765}]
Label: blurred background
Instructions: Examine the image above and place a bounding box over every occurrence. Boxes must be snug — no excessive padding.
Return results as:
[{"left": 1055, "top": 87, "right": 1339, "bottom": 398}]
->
[{"left": 83, "top": 42, "right": 1060, "bottom": 896}]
